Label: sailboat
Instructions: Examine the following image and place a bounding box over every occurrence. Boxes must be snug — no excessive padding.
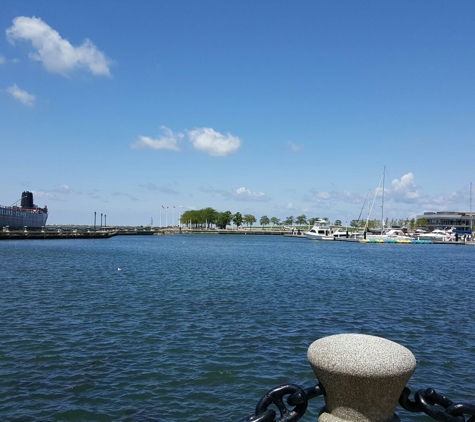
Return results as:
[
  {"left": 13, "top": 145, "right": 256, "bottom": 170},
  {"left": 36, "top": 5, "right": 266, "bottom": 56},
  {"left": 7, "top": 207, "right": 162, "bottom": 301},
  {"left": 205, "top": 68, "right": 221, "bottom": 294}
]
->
[{"left": 359, "top": 167, "right": 412, "bottom": 243}]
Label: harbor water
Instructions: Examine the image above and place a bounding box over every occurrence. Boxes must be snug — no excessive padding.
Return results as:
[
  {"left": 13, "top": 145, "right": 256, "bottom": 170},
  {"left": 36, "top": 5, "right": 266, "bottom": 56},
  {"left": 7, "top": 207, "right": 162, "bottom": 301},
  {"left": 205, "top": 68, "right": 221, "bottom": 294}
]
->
[{"left": 1, "top": 235, "right": 474, "bottom": 421}]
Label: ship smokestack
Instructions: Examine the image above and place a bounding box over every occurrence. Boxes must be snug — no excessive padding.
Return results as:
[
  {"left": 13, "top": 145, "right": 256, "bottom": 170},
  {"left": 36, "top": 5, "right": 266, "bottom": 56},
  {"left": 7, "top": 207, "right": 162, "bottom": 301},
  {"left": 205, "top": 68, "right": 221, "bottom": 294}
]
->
[{"left": 21, "top": 191, "right": 34, "bottom": 208}]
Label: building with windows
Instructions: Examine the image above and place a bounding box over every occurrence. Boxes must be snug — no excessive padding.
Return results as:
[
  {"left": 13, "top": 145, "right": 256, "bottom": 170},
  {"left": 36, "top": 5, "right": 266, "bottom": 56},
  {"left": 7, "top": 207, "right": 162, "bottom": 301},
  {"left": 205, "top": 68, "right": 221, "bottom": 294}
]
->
[{"left": 416, "top": 211, "right": 475, "bottom": 231}]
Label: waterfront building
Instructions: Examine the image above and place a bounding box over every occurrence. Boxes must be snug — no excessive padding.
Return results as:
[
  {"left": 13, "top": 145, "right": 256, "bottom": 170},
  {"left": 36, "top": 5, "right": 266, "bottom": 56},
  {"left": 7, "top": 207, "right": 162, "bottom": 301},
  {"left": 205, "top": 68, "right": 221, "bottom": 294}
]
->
[{"left": 417, "top": 211, "right": 475, "bottom": 231}]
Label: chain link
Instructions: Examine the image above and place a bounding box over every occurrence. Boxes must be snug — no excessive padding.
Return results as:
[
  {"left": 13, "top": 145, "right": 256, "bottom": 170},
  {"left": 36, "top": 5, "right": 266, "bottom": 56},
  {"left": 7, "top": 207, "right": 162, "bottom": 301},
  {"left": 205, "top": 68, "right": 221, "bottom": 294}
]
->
[
  {"left": 238, "top": 383, "right": 324, "bottom": 422},
  {"left": 400, "top": 387, "right": 475, "bottom": 422}
]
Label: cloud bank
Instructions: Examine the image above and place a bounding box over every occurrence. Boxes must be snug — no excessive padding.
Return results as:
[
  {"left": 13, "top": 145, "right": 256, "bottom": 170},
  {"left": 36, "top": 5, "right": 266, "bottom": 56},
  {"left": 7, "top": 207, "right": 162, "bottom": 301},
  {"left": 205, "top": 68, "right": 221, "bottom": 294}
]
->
[
  {"left": 6, "top": 16, "right": 112, "bottom": 77},
  {"left": 7, "top": 83, "right": 35, "bottom": 106}
]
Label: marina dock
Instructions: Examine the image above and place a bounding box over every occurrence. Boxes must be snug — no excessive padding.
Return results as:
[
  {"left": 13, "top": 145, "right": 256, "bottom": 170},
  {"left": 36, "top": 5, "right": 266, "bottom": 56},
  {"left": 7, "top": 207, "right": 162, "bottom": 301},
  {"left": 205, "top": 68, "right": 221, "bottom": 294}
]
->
[{"left": 0, "top": 226, "right": 470, "bottom": 244}]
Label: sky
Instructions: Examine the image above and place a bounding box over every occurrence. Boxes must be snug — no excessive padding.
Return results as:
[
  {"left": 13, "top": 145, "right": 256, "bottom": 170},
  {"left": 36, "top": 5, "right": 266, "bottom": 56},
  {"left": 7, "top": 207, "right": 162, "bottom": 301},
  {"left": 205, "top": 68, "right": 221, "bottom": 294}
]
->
[{"left": 1, "top": 1, "right": 474, "bottom": 226}]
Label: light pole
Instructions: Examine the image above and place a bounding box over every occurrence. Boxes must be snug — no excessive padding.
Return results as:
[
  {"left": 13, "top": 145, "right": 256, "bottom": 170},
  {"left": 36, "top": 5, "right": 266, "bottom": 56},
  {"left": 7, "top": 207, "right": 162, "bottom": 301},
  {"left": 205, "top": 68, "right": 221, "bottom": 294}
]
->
[
  {"left": 105, "top": 214, "right": 107, "bottom": 228},
  {"left": 101, "top": 213, "right": 103, "bottom": 228},
  {"left": 179, "top": 206, "right": 182, "bottom": 227},
  {"left": 94, "top": 211, "right": 96, "bottom": 231}
]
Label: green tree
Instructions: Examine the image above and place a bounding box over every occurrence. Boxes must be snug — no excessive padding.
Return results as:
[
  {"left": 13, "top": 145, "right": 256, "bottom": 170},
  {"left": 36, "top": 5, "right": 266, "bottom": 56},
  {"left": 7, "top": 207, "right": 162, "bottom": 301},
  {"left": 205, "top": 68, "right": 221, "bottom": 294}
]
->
[
  {"left": 244, "top": 214, "right": 257, "bottom": 227},
  {"left": 202, "top": 207, "right": 218, "bottom": 228},
  {"left": 284, "top": 216, "right": 294, "bottom": 226},
  {"left": 260, "top": 215, "right": 270, "bottom": 227},
  {"left": 350, "top": 219, "right": 360, "bottom": 228},
  {"left": 233, "top": 212, "right": 243, "bottom": 228},
  {"left": 270, "top": 217, "right": 280, "bottom": 227},
  {"left": 181, "top": 209, "right": 201, "bottom": 227},
  {"left": 334, "top": 219, "right": 342, "bottom": 226},
  {"left": 296, "top": 214, "right": 307, "bottom": 226},
  {"left": 410, "top": 218, "right": 416, "bottom": 230},
  {"left": 367, "top": 219, "right": 379, "bottom": 229},
  {"left": 217, "top": 211, "right": 233, "bottom": 229},
  {"left": 416, "top": 218, "right": 428, "bottom": 228}
]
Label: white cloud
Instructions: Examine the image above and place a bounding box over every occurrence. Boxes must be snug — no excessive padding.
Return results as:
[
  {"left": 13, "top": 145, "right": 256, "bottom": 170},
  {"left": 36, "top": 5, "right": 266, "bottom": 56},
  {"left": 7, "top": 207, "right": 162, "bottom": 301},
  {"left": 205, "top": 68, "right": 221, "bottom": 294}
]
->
[
  {"left": 233, "top": 187, "right": 270, "bottom": 202},
  {"left": 32, "top": 190, "right": 55, "bottom": 200},
  {"left": 140, "top": 183, "right": 179, "bottom": 194},
  {"left": 187, "top": 127, "right": 241, "bottom": 156},
  {"left": 131, "top": 126, "right": 183, "bottom": 151},
  {"left": 390, "top": 172, "right": 421, "bottom": 203},
  {"left": 317, "top": 191, "right": 331, "bottom": 199},
  {"left": 305, "top": 189, "right": 365, "bottom": 205},
  {"left": 7, "top": 83, "right": 35, "bottom": 106},
  {"left": 56, "top": 184, "right": 74, "bottom": 193},
  {"left": 287, "top": 141, "right": 304, "bottom": 152},
  {"left": 0, "top": 54, "right": 5, "bottom": 64},
  {"left": 6, "top": 16, "right": 112, "bottom": 77},
  {"left": 286, "top": 202, "right": 294, "bottom": 209}
]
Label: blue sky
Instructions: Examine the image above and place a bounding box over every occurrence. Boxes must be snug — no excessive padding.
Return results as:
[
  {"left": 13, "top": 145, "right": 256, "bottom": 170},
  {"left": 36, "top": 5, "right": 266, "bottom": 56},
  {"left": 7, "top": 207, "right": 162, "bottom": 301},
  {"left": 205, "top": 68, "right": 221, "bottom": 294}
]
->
[{"left": 1, "top": 1, "right": 474, "bottom": 226}]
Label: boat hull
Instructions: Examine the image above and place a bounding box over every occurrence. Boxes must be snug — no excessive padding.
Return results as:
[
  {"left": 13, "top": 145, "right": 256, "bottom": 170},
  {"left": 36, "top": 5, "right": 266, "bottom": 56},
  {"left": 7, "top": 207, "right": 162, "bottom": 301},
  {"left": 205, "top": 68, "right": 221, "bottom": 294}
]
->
[
  {"left": 0, "top": 206, "right": 48, "bottom": 229},
  {"left": 306, "top": 233, "right": 334, "bottom": 241}
]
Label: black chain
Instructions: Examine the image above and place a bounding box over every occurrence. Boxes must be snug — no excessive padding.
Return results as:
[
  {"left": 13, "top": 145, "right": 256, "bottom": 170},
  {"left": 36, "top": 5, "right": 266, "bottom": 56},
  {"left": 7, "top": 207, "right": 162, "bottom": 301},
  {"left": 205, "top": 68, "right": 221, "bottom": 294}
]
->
[
  {"left": 238, "top": 383, "right": 324, "bottom": 422},
  {"left": 241, "top": 383, "right": 475, "bottom": 422},
  {"left": 400, "top": 387, "right": 475, "bottom": 422}
]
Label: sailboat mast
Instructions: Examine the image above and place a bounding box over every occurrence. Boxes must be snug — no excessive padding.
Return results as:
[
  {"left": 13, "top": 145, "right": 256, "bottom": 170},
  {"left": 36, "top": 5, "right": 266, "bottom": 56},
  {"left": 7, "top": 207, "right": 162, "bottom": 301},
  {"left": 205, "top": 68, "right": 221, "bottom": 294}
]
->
[
  {"left": 471, "top": 182, "right": 473, "bottom": 233},
  {"left": 381, "top": 166, "right": 386, "bottom": 235},
  {"left": 365, "top": 168, "right": 385, "bottom": 232}
]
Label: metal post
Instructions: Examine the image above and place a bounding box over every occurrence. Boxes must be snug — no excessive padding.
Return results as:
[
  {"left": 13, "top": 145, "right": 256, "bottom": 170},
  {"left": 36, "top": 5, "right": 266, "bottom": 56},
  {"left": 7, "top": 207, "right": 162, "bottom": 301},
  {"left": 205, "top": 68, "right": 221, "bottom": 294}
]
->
[
  {"left": 101, "top": 213, "right": 103, "bottom": 228},
  {"left": 94, "top": 212, "right": 96, "bottom": 231},
  {"left": 105, "top": 214, "right": 107, "bottom": 228}
]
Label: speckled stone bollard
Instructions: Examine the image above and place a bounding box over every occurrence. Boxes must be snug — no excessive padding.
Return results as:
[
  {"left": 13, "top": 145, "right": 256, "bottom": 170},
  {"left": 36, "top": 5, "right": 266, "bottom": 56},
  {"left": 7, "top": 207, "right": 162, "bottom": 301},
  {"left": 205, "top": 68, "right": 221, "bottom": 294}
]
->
[{"left": 307, "top": 334, "right": 416, "bottom": 422}]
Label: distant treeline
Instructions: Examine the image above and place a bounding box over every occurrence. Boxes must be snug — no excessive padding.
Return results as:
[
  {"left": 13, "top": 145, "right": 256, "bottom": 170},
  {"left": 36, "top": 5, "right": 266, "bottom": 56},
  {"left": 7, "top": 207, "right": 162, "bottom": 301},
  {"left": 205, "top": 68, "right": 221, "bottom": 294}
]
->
[{"left": 180, "top": 207, "right": 428, "bottom": 229}]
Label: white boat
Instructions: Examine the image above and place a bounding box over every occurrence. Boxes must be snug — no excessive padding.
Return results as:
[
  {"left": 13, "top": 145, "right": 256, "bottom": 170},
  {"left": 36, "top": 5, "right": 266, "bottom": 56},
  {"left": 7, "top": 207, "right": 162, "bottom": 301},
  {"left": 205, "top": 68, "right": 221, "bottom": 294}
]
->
[
  {"left": 412, "top": 228, "right": 455, "bottom": 242},
  {"left": 332, "top": 228, "right": 352, "bottom": 239},
  {"left": 359, "top": 228, "right": 413, "bottom": 243},
  {"left": 306, "top": 219, "right": 334, "bottom": 240}
]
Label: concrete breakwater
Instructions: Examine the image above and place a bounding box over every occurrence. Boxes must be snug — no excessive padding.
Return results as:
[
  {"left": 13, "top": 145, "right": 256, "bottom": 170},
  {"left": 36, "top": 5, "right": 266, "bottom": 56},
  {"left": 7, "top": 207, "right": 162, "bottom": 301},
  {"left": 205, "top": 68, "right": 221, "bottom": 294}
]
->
[
  {"left": 0, "top": 228, "right": 118, "bottom": 240},
  {"left": 0, "top": 226, "right": 293, "bottom": 240}
]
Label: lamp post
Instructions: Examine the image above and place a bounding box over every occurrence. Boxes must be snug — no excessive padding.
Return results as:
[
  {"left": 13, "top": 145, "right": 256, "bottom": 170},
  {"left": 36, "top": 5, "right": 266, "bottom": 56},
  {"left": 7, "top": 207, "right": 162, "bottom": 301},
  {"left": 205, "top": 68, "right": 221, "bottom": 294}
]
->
[
  {"left": 94, "top": 211, "right": 96, "bottom": 231},
  {"left": 105, "top": 214, "right": 107, "bottom": 228},
  {"left": 101, "top": 213, "right": 103, "bottom": 228}
]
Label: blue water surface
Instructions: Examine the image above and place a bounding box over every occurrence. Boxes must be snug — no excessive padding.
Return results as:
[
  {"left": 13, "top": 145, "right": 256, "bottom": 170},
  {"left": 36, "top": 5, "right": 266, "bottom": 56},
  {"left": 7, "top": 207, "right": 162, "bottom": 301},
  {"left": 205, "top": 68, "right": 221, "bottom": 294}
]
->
[{"left": 0, "top": 235, "right": 474, "bottom": 421}]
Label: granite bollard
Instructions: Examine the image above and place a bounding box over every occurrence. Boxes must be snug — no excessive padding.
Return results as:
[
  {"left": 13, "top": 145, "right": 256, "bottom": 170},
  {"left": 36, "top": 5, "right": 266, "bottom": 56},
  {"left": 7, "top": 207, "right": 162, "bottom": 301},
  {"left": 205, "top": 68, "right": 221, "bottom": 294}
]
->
[{"left": 307, "top": 334, "right": 416, "bottom": 422}]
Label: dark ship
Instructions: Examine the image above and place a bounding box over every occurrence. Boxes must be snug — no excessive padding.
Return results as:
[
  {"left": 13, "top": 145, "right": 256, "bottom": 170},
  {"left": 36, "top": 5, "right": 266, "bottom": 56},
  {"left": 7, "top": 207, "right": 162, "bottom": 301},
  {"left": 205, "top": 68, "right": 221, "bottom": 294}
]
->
[{"left": 0, "top": 191, "right": 48, "bottom": 229}]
